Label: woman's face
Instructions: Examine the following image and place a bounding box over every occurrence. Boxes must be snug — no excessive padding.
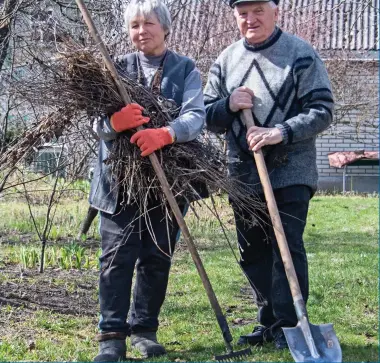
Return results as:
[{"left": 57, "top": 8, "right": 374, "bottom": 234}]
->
[{"left": 129, "top": 12, "right": 167, "bottom": 56}]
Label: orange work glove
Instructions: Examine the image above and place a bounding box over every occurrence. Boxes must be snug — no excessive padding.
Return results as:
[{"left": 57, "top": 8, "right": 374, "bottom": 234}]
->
[
  {"left": 130, "top": 127, "right": 174, "bottom": 157},
  {"left": 110, "top": 103, "right": 150, "bottom": 132}
]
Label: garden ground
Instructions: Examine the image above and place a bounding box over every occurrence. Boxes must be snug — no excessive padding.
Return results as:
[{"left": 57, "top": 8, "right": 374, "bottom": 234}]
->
[{"left": 0, "top": 194, "right": 378, "bottom": 362}]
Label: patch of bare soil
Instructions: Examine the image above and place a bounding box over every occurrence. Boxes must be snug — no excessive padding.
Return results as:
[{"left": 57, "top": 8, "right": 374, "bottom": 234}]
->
[
  {"left": 0, "top": 264, "right": 98, "bottom": 317},
  {"left": 229, "top": 286, "right": 258, "bottom": 327},
  {"left": 0, "top": 232, "right": 100, "bottom": 248}
]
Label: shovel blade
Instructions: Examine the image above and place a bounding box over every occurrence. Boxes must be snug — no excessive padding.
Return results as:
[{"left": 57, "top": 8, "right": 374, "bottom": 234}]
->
[{"left": 283, "top": 323, "right": 342, "bottom": 362}]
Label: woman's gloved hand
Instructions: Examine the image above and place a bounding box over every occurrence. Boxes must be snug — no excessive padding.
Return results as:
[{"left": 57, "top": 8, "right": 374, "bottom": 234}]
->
[
  {"left": 130, "top": 127, "right": 174, "bottom": 157},
  {"left": 110, "top": 103, "right": 150, "bottom": 132}
]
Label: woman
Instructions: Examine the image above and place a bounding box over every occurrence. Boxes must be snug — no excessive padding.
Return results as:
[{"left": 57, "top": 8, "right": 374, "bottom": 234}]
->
[{"left": 90, "top": 0, "right": 205, "bottom": 361}]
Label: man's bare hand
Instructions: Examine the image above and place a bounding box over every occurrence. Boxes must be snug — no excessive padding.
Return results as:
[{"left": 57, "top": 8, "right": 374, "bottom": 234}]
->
[
  {"left": 229, "top": 87, "right": 254, "bottom": 113},
  {"left": 247, "top": 126, "right": 283, "bottom": 152}
]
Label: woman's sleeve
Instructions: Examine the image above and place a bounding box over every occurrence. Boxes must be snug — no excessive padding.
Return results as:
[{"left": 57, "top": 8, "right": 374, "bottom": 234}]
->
[
  {"left": 94, "top": 116, "right": 118, "bottom": 142},
  {"left": 168, "top": 67, "right": 205, "bottom": 143}
]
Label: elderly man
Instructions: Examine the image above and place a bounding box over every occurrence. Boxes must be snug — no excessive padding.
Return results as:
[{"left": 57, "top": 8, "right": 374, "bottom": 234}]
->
[{"left": 204, "top": 0, "right": 333, "bottom": 350}]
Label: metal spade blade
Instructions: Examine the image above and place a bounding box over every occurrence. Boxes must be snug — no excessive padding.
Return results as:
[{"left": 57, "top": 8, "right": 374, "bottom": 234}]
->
[{"left": 283, "top": 322, "right": 342, "bottom": 362}]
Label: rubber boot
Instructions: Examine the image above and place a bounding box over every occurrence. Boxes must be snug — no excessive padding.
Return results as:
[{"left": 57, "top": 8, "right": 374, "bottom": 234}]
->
[
  {"left": 130, "top": 331, "right": 166, "bottom": 358},
  {"left": 94, "top": 333, "right": 126, "bottom": 362}
]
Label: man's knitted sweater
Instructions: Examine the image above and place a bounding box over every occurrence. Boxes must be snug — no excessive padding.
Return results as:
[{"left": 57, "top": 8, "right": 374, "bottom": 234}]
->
[{"left": 204, "top": 27, "right": 334, "bottom": 194}]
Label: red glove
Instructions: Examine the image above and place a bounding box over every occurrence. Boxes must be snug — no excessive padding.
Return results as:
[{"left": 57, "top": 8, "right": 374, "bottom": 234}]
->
[
  {"left": 110, "top": 103, "right": 150, "bottom": 132},
  {"left": 130, "top": 127, "right": 174, "bottom": 157}
]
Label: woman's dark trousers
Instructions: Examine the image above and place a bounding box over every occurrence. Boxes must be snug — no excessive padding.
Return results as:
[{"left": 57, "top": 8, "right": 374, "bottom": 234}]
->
[{"left": 98, "top": 200, "right": 185, "bottom": 334}]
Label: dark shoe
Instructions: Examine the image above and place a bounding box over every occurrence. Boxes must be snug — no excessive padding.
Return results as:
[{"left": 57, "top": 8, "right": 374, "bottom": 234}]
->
[
  {"left": 94, "top": 338, "right": 126, "bottom": 362},
  {"left": 237, "top": 325, "right": 273, "bottom": 346},
  {"left": 130, "top": 332, "right": 166, "bottom": 358},
  {"left": 273, "top": 329, "right": 288, "bottom": 350}
]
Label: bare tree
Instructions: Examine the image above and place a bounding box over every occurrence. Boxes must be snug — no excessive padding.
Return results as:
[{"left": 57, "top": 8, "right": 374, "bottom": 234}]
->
[
  {"left": 0, "top": 0, "right": 18, "bottom": 71},
  {"left": 20, "top": 144, "right": 63, "bottom": 272},
  {"left": 0, "top": 0, "right": 377, "bottom": 244}
]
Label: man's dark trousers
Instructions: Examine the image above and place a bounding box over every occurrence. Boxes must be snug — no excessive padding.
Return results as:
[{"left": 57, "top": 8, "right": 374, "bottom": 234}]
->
[
  {"left": 233, "top": 185, "right": 311, "bottom": 331},
  {"left": 98, "top": 200, "right": 185, "bottom": 335}
]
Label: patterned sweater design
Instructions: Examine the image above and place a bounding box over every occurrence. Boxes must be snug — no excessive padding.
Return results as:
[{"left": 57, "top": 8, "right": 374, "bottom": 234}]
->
[{"left": 204, "top": 28, "right": 334, "bottom": 193}]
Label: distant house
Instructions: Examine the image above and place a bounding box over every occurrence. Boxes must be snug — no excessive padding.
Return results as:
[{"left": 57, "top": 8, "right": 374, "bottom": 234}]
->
[
  {"left": 1, "top": 0, "right": 378, "bottom": 191},
  {"left": 27, "top": 143, "right": 67, "bottom": 178},
  {"left": 169, "top": 0, "right": 379, "bottom": 192},
  {"left": 279, "top": 0, "right": 379, "bottom": 192}
]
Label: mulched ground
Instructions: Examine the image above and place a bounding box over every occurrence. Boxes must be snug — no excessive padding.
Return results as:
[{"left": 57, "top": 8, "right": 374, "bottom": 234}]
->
[
  {"left": 0, "top": 264, "right": 98, "bottom": 317},
  {"left": 0, "top": 257, "right": 257, "bottom": 341}
]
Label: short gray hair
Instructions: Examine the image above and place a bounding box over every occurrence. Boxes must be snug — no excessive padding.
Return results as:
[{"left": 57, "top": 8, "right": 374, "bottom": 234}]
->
[{"left": 124, "top": 0, "right": 172, "bottom": 35}]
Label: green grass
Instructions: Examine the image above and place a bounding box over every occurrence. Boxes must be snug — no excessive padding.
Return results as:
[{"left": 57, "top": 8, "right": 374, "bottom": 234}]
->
[
  {"left": 0, "top": 195, "right": 378, "bottom": 362},
  {"left": 0, "top": 199, "right": 99, "bottom": 241}
]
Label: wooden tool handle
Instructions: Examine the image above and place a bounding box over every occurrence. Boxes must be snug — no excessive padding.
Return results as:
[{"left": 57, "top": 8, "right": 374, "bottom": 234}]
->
[
  {"left": 242, "top": 109, "right": 304, "bottom": 306},
  {"left": 75, "top": 0, "right": 233, "bottom": 344}
]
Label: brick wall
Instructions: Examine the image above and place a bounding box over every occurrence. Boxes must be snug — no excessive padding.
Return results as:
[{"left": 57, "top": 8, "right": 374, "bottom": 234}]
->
[
  {"left": 316, "top": 60, "right": 379, "bottom": 191},
  {"left": 316, "top": 127, "right": 379, "bottom": 177}
]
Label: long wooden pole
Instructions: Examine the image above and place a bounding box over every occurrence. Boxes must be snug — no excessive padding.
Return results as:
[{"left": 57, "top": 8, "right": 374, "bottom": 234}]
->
[
  {"left": 75, "top": 0, "right": 233, "bottom": 347},
  {"left": 241, "top": 109, "right": 303, "bottom": 306},
  {"left": 241, "top": 109, "right": 320, "bottom": 357}
]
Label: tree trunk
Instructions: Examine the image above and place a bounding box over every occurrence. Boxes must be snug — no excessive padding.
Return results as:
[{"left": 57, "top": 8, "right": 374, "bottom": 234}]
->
[
  {"left": 0, "top": 0, "right": 18, "bottom": 72},
  {"left": 0, "top": 166, "right": 15, "bottom": 193},
  {"left": 39, "top": 238, "right": 46, "bottom": 273}
]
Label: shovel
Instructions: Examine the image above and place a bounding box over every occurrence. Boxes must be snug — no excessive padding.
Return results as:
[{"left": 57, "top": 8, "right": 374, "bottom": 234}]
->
[{"left": 242, "top": 109, "right": 342, "bottom": 363}]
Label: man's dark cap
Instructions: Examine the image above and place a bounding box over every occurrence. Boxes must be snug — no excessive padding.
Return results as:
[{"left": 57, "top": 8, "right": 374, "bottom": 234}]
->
[{"left": 229, "top": 0, "right": 280, "bottom": 8}]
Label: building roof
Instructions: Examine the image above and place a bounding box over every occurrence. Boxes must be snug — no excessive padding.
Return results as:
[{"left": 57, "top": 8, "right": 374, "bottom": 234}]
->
[
  {"left": 168, "top": 0, "right": 379, "bottom": 59},
  {"left": 278, "top": 0, "right": 379, "bottom": 53}
]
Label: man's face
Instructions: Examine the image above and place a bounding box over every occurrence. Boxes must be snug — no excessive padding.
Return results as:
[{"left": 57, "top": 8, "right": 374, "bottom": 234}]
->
[{"left": 234, "top": 2, "right": 278, "bottom": 44}]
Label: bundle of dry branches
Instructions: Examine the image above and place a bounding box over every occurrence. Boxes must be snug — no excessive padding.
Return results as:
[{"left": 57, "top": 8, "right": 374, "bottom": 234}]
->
[
  {"left": 0, "top": 1, "right": 267, "bottom": 273},
  {"left": 2, "top": 37, "right": 264, "bottom": 219}
]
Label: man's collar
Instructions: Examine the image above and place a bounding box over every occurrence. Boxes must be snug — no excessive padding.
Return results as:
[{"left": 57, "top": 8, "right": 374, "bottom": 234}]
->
[{"left": 243, "top": 27, "right": 282, "bottom": 52}]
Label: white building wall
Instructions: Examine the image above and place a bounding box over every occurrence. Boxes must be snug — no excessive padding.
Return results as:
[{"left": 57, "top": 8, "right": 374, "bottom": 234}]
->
[{"left": 316, "top": 63, "right": 379, "bottom": 191}]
